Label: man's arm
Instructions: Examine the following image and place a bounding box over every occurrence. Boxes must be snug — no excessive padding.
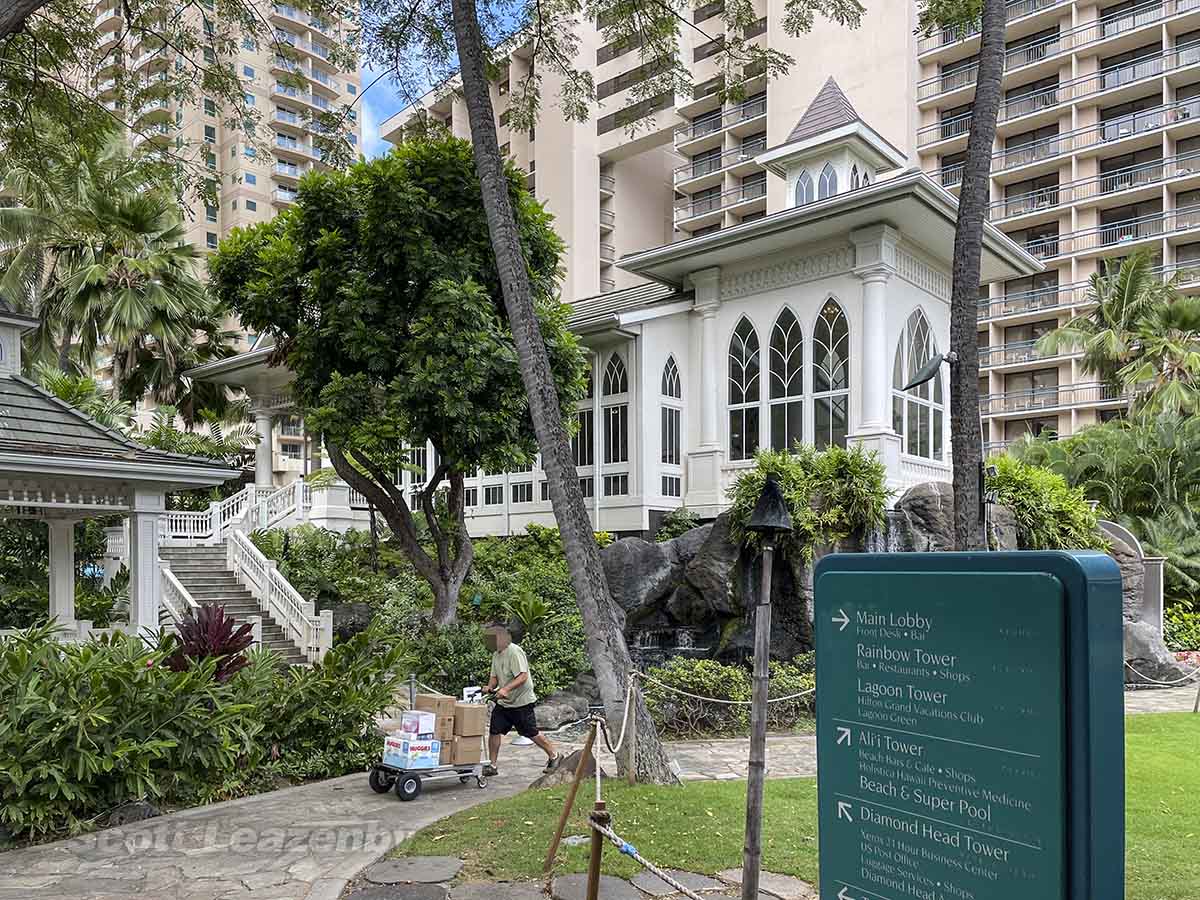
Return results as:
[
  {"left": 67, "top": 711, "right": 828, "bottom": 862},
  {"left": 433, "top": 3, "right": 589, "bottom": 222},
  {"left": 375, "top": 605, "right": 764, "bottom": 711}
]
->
[
  {"left": 485, "top": 674, "right": 499, "bottom": 692},
  {"left": 496, "top": 670, "right": 528, "bottom": 700}
]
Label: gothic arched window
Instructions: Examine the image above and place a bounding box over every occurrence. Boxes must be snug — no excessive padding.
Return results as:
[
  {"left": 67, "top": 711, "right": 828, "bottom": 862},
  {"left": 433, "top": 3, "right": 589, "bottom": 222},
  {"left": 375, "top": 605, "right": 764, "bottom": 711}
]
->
[
  {"left": 768, "top": 308, "right": 804, "bottom": 451},
  {"left": 603, "top": 353, "right": 629, "bottom": 464},
  {"left": 728, "top": 317, "right": 760, "bottom": 460},
  {"left": 819, "top": 163, "right": 838, "bottom": 199},
  {"left": 795, "top": 170, "right": 814, "bottom": 206},
  {"left": 892, "top": 309, "right": 945, "bottom": 460},
  {"left": 813, "top": 298, "right": 850, "bottom": 449},
  {"left": 850, "top": 164, "right": 860, "bottom": 190},
  {"left": 661, "top": 356, "right": 682, "bottom": 468}
]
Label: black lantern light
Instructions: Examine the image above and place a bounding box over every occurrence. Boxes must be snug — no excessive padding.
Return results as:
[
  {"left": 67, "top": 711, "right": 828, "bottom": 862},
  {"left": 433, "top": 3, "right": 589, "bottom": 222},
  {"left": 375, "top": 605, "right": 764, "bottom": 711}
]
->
[{"left": 746, "top": 474, "right": 793, "bottom": 536}]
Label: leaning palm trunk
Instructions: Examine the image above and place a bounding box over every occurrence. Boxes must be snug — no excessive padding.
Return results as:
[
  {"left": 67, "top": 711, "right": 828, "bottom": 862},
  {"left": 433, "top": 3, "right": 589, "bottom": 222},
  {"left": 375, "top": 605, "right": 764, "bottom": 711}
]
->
[
  {"left": 949, "top": 0, "right": 1005, "bottom": 551},
  {"left": 448, "top": 0, "right": 676, "bottom": 783}
]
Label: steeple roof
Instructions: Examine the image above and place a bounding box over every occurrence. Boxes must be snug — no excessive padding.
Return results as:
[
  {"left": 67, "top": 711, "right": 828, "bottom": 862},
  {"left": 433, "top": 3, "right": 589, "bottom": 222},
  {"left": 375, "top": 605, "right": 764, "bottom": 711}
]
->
[{"left": 786, "top": 77, "right": 861, "bottom": 144}]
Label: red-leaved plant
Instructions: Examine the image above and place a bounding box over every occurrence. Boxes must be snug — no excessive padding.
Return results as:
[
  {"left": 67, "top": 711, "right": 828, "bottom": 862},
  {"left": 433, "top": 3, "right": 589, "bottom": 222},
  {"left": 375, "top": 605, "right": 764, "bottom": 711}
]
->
[{"left": 164, "top": 604, "right": 255, "bottom": 682}]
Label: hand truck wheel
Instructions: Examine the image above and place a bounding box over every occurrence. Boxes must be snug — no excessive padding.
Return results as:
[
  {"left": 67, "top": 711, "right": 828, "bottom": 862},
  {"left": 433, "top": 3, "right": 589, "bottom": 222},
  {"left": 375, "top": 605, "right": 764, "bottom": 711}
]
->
[
  {"left": 395, "top": 773, "right": 422, "bottom": 801},
  {"left": 368, "top": 767, "right": 395, "bottom": 794}
]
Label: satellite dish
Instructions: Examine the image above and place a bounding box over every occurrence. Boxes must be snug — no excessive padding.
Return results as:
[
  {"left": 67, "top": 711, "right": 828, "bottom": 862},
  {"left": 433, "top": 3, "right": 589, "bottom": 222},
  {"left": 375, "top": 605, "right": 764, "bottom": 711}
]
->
[{"left": 903, "top": 354, "right": 946, "bottom": 392}]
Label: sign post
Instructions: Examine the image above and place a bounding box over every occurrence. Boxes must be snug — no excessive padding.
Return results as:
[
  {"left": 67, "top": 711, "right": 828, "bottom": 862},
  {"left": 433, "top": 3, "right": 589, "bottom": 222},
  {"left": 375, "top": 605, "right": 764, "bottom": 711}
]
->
[{"left": 814, "top": 552, "right": 1123, "bottom": 900}]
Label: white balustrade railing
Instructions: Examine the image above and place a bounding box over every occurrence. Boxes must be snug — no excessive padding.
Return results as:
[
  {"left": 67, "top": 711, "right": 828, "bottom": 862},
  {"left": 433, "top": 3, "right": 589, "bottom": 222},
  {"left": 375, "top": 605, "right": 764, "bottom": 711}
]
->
[
  {"left": 160, "top": 564, "right": 201, "bottom": 626},
  {"left": 227, "top": 529, "right": 332, "bottom": 663}
]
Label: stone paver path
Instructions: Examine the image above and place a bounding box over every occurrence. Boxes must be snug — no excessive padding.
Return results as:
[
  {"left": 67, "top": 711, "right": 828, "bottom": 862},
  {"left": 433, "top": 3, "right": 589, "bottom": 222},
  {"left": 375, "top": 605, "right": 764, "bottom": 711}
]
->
[
  {"left": 551, "top": 874, "right": 646, "bottom": 900},
  {"left": 364, "top": 858, "right": 463, "bottom": 885},
  {"left": 346, "top": 885, "right": 448, "bottom": 900},
  {"left": 1125, "top": 684, "right": 1199, "bottom": 713}
]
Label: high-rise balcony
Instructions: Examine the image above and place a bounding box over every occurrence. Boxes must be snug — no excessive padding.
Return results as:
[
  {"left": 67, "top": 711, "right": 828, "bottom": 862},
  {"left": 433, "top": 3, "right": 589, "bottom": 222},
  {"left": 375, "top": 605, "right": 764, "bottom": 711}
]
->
[
  {"left": 986, "top": 150, "right": 1200, "bottom": 222},
  {"left": 978, "top": 284, "right": 1082, "bottom": 321},
  {"left": 979, "top": 340, "right": 1074, "bottom": 368},
  {"left": 674, "top": 141, "right": 766, "bottom": 190},
  {"left": 673, "top": 179, "right": 767, "bottom": 229},
  {"left": 980, "top": 382, "right": 1126, "bottom": 415},
  {"left": 923, "top": 42, "right": 1200, "bottom": 143},
  {"left": 918, "top": 0, "right": 1188, "bottom": 95},
  {"left": 674, "top": 96, "right": 766, "bottom": 151},
  {"left": 1049, "top": 206, "right": 1200, "bottom": 257},
  {"left": 272, "top": 187, "right": 299, "bottom": 206}
]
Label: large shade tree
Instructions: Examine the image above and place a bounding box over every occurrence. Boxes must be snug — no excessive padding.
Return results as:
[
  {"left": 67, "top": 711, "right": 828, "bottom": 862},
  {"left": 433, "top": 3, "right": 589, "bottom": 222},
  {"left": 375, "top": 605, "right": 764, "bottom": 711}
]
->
[
  {"left": 358, "top": 0, "right": 865, "bottom": 785},
  {"left": 209, "top": 134, "right": 589, "bottom": 625}
]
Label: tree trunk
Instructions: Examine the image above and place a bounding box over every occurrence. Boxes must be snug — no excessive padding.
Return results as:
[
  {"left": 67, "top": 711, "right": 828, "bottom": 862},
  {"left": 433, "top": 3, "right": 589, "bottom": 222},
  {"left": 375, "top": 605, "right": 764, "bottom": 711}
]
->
[
  {"left": 368, "top": 503, "right": 380, "bottom": 573},
  {"left": 949, "top": 0, "right": 1005, "bottom": 551},
  {"left": 0, "top": 0, "right": 49, "bottom": 39},
  {"left": 448, "top": 0, "right": 676, "bottom": 783},
  {"left": 324, "top": 440, "right": 468, "bottom": 626}
]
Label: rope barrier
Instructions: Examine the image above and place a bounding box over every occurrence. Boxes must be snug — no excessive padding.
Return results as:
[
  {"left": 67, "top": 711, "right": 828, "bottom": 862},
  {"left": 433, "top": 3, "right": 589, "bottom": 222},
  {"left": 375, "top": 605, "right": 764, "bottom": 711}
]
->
[
  {"left": 589, "top": 818, "right": 709, "bottom": 900},
  {"left": 1124, "top": 659, "right": 1200, "bottom": 686}
]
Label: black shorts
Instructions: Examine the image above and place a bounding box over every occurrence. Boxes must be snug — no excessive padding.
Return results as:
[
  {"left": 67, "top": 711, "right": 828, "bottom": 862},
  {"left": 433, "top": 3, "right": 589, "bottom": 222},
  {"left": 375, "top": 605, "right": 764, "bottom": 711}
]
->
[{"left": 490, "top": 702, "right": 540, "bottom": 738}]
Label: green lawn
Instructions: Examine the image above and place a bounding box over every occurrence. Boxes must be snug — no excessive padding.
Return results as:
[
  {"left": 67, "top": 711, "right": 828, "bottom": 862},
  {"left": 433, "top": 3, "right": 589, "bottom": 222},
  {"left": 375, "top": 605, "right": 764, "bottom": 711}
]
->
[{"left": 396, "top": 713, "right": 1199, "bottom": 899}]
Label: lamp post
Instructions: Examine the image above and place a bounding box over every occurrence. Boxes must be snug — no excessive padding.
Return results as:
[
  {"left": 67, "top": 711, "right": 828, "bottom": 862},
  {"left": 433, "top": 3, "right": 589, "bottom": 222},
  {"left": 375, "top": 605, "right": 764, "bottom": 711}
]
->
[{"left": 741, "top": 474, "right": 792, "bottom": 900}]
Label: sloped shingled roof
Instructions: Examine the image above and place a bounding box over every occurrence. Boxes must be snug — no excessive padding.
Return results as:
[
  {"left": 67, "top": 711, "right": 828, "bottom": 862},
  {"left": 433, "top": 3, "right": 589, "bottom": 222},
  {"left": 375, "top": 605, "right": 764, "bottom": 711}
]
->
[
  {"left": 785, "top": 77, "right": 861, "bottom": 145},
  {"left": 0, "top": 375, "right": 220, "bottom": 466},
  {"left": 567, "top": 281, "right": 689, "bottom": 329}
]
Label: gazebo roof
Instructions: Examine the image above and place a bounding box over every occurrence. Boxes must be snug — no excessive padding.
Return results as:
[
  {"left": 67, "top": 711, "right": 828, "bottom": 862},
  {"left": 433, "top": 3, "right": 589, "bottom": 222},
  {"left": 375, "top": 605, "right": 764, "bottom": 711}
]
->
[{"left": 0, "top": 374, "right": 236, "bottom": 494}]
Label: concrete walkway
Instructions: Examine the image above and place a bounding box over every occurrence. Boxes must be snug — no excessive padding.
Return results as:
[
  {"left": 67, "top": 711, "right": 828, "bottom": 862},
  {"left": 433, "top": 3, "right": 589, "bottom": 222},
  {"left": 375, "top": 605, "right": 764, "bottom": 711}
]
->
[
  {"left": 4, "top": 687, "right": 1192, "bottom": 900},
  {"left": 0, "top": 736, "right": 816, "bottom": 900},
  {"left": 1125, "top": 684, "right": 1199, "bottom": 713}
]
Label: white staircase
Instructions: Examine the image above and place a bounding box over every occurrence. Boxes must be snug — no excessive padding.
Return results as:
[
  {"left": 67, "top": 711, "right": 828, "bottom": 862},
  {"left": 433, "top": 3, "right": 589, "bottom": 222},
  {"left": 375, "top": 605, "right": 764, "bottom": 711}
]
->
[{"left": 106, "top": 479, "right": 333, "bottom": 663}]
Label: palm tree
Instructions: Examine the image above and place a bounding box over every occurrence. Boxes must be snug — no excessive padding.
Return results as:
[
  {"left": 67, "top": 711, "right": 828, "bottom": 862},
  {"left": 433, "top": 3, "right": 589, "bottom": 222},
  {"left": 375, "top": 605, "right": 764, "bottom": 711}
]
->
[
  {"left": 1123, "top": 293, "right": 1200, "bottom": 415},
  {"left": 1127, "top": 508, "right": 1200, "bottom": 605},
  {"left": 1037, "top": 251, "right": 1200, "bottom": 413},
  {"left": 35, "top": 365, "right": 134, "bottom": 432},
  {"left": 0, "top": 126, "right": 236, "bottom": 417}
]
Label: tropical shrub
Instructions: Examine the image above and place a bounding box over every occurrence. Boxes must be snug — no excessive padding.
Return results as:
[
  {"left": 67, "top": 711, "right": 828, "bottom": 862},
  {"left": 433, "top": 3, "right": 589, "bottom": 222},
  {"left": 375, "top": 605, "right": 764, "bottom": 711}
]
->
[
  {"left": 985, "top": 455, "right": 1105, "bottom": 551},
  {"left": 254, "top": 625, "right": 407, "bottom": 780},
  {"left": 727, "top": 444, "right": 889, "bottom": 559},
  {"left": 1165, "top": 606, "right": 1200, "bottom": 652},
  {"left": 0, "top": 621, "right": 406, "bottom": 838},
  {"left": 765, "top": 657, "right": 816, "bottom": 732},
  {"left": 405, "top": 622, "right": 493, "bottom": 695},
  {"left": 0, "top": 576, "right": 126, "bottom": 630},
  {"left": 0, "top": 625, "right": 263, "bottom": 837},
  {"left": 643, "top": 657, "right": 752, "bottom": 737},
  {"left": 656, "top": 507, "right": 701, "bottom": 542},
  {"left": 1126, "top": 508, "right": 1200, "bottom": 608},
  {"left": 164, "top": 605, "right": 254, "bottom": 682}
]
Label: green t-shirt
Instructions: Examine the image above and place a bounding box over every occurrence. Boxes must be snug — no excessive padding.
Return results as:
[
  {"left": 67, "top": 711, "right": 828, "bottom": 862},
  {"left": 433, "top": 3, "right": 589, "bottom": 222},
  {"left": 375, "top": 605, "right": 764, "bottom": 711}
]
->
[{"left": 491, "top": 642, "right": 537, "bottom": 708}]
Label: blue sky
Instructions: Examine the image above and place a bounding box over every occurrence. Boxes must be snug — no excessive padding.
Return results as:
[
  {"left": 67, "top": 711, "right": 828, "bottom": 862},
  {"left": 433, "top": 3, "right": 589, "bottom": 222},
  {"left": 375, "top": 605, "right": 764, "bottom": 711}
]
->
[{"left": 357, "top": 64, "right": 407, "bottom": 158}]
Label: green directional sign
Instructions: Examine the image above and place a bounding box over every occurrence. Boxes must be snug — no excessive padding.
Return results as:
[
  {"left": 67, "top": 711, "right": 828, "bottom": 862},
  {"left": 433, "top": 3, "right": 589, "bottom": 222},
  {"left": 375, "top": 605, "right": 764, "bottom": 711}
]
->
[{"left": 814, "top": 552, "right": 1123, "bottom": 900}]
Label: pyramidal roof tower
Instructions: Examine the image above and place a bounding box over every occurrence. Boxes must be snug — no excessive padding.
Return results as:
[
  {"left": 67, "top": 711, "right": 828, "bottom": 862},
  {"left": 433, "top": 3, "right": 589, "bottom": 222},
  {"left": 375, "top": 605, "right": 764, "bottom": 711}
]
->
[{"left": 756, "top": 77, "right": 908, "bottom": 208}]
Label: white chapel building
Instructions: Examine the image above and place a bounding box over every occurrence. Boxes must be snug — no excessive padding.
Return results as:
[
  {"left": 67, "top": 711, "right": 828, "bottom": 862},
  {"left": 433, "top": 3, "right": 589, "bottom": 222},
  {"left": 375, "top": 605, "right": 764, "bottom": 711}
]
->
[{"left": 193, "top": 79, "right": 1041, "bottom": 538}]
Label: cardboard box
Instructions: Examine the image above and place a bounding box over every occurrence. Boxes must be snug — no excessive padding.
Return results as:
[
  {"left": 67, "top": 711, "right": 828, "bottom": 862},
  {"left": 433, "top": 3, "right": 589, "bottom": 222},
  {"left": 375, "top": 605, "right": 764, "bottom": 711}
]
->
[
  {"left": 415, "top": 693, "right": 457, "bottom": 718},
  {"left": 454, "top": 702, "right": 488, "bottom": 736},
  {"left": 451, "top": 734, "right": 483, "bottom": 765},
  {"left": 398, "top": 710, "right": 436, "bottom": 737},
  {"left": 382, "top": 736, "right": 442, "bottom": 770},
  {"left": 434, "top": 716, "right": 455, "bottom": 742},
  {"left": 439, "top": 742, "right": 452, "bottom": 765}
]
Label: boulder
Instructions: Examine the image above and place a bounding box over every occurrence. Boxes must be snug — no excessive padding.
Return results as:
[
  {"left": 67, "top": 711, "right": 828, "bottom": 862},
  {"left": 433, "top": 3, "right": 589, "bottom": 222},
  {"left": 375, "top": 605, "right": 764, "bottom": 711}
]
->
[
  {"left": 892, "top": 482, "right": 956, "bottom": 552},
  {"left": 1105, "top": 531, "right": 1145, "bottom": 623},
  {"left": 601, "top": 524, "right": 711, "bottom": 623},
  {"left": 1124, "top": 620, "right": 1193, "bottom": 684},
  {"left": 668, "top": 514, "right": 741, "bottom": 624},
  {"left": 529, "top": 747, "right": 608, "bottom": 790},
  {"left": 536, "top": 695, "right": 588, "bottom": 730}
]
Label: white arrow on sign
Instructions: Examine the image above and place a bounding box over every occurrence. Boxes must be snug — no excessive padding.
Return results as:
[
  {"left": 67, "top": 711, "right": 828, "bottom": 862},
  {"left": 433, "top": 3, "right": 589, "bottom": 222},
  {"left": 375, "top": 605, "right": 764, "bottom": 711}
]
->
[
  {"left": 836, "top": 726, "right": 852, "bottom": 746},
  {"left": 832, "top": 609, "right": 850, "bottom": 632},
  {"left": 837, "top": 888, "right": 855, "bottom": 900},
  {"left": 837, "top": 801, "right": 853, "bottom": 822}
]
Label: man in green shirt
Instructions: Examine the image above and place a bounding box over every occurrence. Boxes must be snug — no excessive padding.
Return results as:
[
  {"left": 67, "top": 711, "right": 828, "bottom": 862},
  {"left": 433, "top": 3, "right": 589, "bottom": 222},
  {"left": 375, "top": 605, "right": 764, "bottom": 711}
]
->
[{"left": 483, "top": 623, "right": 562, "bottom": 777}]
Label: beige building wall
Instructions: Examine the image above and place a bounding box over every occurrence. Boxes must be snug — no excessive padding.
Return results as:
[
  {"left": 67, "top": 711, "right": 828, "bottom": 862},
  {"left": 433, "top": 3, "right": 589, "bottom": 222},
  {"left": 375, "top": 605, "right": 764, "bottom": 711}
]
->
[{"left": 383, "top": 1, "right": 1194, "bottom": 445}]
